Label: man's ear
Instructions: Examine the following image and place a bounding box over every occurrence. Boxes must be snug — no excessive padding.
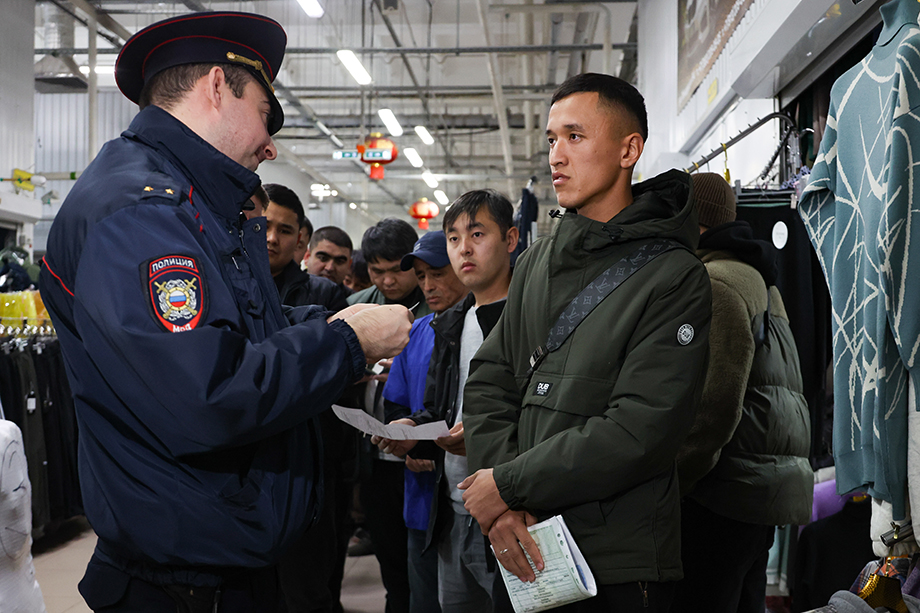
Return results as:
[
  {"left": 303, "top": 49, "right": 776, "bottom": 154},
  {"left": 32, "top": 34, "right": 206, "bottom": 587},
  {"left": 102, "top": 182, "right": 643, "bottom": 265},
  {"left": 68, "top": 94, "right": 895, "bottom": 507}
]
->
[
  {"left": 505, "top": 226, "right": 520, "bottom": 253},
  {"left": 620, "top": 132, "right": 644, "bottom": 169},
  {"left": 203, "top": 66, "right": 227, "bottom": 110}
]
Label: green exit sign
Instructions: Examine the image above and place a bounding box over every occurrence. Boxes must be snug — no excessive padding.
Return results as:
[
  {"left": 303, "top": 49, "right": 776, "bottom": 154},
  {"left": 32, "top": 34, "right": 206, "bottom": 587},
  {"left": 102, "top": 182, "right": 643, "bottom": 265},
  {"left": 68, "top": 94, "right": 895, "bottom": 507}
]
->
[{"left": 333, "top": 150, "right": 361, "bottom": 159}]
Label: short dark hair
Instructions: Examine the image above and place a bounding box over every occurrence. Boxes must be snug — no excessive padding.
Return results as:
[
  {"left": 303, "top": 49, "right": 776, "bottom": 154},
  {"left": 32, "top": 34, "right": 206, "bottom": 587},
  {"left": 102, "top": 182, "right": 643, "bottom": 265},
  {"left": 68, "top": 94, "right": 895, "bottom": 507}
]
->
[
  {"left": 264, "top": 184, "right": 309, "bottom": 237},
  {"left": 138, "top": 63, "right": 253, "bottom": 111},
  {"left": 443, "top": 189, "right": 514, "bottom": 235},
  {"left": 351, "top": 249, "right": 371, "bottom": 287},
  {"left": 551, "top": 73, "right": 648, "bottom": 142},
  {"left": 361, "top": 218, "right": 418, "bottom": 264},
  {"left": 310, "top": 226, "right": 353, "bottom": 253}
]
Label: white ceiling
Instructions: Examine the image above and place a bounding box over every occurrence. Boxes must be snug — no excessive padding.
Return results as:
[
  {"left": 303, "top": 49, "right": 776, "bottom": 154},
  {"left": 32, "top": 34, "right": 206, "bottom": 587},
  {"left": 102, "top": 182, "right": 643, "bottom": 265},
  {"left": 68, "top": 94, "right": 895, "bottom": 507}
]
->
[{"left": 35, "top": 0, "right": 637, "bottom": 217}]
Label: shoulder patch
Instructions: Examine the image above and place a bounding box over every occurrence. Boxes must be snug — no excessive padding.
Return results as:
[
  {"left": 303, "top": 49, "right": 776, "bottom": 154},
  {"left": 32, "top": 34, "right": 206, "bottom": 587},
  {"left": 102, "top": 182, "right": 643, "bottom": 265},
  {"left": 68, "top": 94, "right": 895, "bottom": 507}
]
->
[
  {"left": 145, "top": 255, "right": 206, "bottom": 332},
  {"left": 677, "top": 323, "right": 694, "bottom": 346}
]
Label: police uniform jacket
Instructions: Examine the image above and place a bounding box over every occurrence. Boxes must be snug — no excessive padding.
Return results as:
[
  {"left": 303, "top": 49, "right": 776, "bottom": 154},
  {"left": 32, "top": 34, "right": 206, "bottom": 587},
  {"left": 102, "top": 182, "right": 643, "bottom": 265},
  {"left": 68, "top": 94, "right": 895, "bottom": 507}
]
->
[{"left": 40, "top": 105, "right": 365, "bottom": 580}]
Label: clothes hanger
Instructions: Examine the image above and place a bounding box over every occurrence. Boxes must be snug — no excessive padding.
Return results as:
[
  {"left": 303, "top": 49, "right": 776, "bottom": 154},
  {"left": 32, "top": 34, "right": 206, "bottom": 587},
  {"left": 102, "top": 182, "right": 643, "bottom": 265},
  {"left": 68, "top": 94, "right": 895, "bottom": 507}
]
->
[{"left": 858, "top": 522, "right": 912, "bottom": 613}]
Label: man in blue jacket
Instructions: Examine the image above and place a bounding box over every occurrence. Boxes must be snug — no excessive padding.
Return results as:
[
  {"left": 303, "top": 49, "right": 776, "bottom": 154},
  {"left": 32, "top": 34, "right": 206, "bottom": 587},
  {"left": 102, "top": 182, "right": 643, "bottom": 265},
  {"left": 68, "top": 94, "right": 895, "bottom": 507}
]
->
[{"left": 39, "top": 12, "right": 411, "bottom": 612}]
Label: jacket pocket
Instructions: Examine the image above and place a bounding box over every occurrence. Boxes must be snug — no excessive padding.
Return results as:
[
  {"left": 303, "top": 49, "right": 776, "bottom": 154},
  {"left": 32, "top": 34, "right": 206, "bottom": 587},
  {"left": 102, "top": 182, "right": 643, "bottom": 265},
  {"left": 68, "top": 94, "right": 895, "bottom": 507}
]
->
[
  {"left": 521, "top": 375, "right": 614, "bottom": 418},
  {"left": 218, "top": 470, "right": 264, "bottom": 510}
]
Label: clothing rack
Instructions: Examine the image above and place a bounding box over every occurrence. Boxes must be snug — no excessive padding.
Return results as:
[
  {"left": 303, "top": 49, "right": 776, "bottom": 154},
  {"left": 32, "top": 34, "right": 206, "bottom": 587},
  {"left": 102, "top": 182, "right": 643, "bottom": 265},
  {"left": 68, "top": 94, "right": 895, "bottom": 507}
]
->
[
  {"left": 686, "top": 112, "right": 799, "bottom": 182},
  {"left": 0, "top": 291, "right": 79, "bottom": 535}
]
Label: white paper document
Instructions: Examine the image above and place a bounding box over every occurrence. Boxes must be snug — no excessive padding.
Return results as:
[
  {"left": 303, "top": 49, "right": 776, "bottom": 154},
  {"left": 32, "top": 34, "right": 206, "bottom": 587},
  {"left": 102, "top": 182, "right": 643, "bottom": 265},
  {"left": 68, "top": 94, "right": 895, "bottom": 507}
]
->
[
  {"left": 495, "top": 515, "right": 597, "bottom": 613},
  {"left": 331, "top": 404, "right": 450, "bottom": 440}
]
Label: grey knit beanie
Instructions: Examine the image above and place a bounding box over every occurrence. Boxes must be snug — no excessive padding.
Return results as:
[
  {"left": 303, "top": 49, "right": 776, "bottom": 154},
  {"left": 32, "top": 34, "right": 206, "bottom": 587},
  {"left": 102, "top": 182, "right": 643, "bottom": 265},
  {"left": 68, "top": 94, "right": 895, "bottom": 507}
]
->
[{"left": 691, "top": 172, "right": 736, "bottom": 228}]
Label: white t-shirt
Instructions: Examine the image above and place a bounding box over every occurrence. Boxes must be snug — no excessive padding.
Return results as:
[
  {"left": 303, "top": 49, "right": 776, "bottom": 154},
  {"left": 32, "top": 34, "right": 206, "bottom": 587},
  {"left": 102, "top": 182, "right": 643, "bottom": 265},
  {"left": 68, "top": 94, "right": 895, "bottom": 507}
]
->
[{"left": 444, "top": 306, "right": 484, "bottom": 513}]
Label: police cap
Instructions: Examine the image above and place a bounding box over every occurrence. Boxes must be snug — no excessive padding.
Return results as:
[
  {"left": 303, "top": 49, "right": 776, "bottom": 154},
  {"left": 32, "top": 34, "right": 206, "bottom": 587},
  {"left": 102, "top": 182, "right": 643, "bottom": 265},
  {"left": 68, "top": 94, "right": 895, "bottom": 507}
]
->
[{"left": 115, "top": 12, "right": 286, "bottom": 135}]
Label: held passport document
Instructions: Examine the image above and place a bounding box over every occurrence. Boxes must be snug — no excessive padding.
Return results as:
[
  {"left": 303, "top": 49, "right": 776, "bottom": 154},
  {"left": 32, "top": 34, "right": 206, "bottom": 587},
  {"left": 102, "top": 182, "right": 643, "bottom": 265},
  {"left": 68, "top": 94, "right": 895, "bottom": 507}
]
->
[{"left": 494, "top": 515, "right": 597, "bottom": 613}]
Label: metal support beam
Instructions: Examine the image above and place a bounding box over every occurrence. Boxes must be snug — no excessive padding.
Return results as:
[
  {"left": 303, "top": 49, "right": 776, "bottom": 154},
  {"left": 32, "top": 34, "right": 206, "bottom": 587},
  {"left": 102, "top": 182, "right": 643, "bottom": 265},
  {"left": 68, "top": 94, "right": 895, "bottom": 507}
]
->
[
  {"left": 491, "top": 3, "right": 614, "bottom": 75},
  {"left": 35, "top": 43, "right": 636, "bottom": 56},
  {"left": 69, "top": 0, "right": 132, "bottom": 42},
  {"left": 372, "top": 0, "right": 454, "bottom": 168},
  {"left": 180, "top": 0, "right": 208, "bottom": 11},
  {"left": 88, "top": 12, "right": 98, "bottom": 163},
  {"left": 475, "top": 0, "right": 515, "bottom": 197}
]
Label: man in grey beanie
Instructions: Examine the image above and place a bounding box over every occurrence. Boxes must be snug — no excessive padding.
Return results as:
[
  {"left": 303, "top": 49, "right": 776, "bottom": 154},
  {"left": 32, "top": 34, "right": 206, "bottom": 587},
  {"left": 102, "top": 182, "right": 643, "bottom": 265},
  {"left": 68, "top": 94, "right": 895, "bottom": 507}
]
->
[{"left": 672, "top": 172, "right": 813, "bottom": 613}]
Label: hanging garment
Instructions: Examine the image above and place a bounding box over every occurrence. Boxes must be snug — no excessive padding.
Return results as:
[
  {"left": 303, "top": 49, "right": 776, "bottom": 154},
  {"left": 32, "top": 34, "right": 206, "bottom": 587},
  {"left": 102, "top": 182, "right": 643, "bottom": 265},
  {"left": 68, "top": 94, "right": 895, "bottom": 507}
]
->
[
  {"left": 0, "top": 420, "right": 47, "bottom": 612},
  {"left": 511, "top": 186, "right": 539, "bottom": 265},
  {"left": 31, "top": 337, "right": 82, "bottom": 521},
  {"left": 792, "top": 498, "right": 876, "bottom": 612},
  {"left": 11, "top": 348, "right": 50, "bottom": 532},
  {"left": 798, "top": 0, "right": 920, "bottom": 518}
]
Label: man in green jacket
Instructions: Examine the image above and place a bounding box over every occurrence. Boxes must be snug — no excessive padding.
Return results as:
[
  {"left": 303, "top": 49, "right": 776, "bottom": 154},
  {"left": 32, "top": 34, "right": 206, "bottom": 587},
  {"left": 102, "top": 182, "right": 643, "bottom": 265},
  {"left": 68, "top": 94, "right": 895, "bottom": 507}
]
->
[
  {"left": 460, "top": 73, "right": 712, "bottom": 612},
  {"left": 673, "top": 173, "right": 812, "bottom": 613}
]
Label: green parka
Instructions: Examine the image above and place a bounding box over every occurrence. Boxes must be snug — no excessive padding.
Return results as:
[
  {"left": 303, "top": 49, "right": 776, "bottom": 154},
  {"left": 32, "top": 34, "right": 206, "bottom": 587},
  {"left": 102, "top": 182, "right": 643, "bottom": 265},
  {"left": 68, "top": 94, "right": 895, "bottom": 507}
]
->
[
  {"left": 464, "top": 170, "right": 712, "bottom": 584},
  {"left": 677, "top": 222, "right": 813, "bottom": 526}
]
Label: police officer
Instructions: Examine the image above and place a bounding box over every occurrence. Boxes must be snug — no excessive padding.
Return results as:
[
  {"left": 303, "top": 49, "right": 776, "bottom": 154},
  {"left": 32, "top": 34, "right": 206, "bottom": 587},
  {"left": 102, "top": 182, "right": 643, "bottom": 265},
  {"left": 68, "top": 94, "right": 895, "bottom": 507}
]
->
[{"left": 39, "top": 12, "right": 411, "bottom": 612}]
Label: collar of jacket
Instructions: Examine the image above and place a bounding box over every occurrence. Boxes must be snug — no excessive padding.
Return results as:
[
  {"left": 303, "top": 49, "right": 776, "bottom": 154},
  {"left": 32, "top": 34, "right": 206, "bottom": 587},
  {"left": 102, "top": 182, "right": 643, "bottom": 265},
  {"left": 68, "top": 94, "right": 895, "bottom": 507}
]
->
[
  {"left": 552, "top": 168, "right": 698, "bottom": 261},
  {"left": 276, "top": 259, "right": 310, "bottom": 290},
  {"left": 122, "top": 105, "right": 260, "bottom": 222},
  {"left": 431, "top": 290, "right": 505, "bottom": 342}
]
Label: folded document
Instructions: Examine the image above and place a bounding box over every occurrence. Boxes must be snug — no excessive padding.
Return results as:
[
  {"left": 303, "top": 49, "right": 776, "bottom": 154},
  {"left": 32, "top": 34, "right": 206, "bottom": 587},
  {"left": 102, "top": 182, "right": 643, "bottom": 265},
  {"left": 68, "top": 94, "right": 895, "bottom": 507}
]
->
[
  {"left": 331, "top": 404, "right": 450, "bottom": 440},
  {"left": 495, "top": 515, "right": 597, "bottom": 613}
]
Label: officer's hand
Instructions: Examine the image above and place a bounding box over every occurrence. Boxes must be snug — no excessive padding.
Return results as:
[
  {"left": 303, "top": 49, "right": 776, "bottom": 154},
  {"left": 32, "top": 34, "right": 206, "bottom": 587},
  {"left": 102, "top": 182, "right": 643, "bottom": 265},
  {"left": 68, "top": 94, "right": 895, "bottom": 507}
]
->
[
  {"left": 327, "top": 303, "right": 376, "bottom": 324},
  {"left": 436, "top": 421, "right": 466, "bottom": 456},
  {"left": 344, "top": 305, "right": 413, "bottom": 363}
]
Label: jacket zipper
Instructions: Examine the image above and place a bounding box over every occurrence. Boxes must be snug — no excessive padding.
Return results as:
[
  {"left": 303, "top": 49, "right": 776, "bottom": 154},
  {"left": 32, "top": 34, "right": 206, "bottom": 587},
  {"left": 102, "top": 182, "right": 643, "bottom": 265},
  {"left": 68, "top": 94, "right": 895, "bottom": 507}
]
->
[{"left": 639, "top": 581, "right": 648, "bottom": 607}]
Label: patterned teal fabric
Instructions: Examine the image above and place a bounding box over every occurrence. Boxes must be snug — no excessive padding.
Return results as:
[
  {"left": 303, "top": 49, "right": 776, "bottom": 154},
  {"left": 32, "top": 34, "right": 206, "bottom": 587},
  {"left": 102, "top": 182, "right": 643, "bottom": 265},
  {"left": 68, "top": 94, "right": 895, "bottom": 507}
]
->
[{"left": 799, "top": 0, "right": 920, "bottom": 520}]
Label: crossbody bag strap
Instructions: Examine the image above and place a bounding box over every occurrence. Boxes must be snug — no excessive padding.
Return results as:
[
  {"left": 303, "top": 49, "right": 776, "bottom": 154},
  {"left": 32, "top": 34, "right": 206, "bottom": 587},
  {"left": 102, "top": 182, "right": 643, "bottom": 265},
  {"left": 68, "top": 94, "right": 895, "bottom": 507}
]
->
[{"left": 527, "top": 238, "right": 686, "bottom": 378}]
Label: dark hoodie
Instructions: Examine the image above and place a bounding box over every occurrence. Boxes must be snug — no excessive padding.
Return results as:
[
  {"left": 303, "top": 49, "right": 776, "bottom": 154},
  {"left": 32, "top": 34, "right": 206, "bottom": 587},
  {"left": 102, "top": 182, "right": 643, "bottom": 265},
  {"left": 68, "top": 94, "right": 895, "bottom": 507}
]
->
[
  {"left": 699, "top": 220, "right": 778, "bottom": 286},
  {"left": 465, "top": 169, "right": 713, "bottom": 584}
]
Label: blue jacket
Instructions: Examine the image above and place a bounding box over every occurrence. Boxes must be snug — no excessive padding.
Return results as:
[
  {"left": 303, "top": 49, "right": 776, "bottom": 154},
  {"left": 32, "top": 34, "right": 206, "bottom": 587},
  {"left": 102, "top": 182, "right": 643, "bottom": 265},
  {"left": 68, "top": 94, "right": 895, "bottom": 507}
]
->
[
  {"left": 40, "top": 106, "right": 364, "bottom": 580},
  {"left": 383, "top": 313, "right": 437, "bottom": 531}
]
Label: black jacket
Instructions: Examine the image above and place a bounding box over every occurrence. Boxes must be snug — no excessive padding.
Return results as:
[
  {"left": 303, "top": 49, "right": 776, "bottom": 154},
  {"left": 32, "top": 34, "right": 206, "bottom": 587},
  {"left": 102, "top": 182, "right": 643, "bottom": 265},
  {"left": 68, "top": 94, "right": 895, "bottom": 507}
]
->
[
  {"left": 275, "top": 260, "right": 350, "bottom": 312},
  {"left": 406, "top": 291, "right": 505, "bottom": 549}
]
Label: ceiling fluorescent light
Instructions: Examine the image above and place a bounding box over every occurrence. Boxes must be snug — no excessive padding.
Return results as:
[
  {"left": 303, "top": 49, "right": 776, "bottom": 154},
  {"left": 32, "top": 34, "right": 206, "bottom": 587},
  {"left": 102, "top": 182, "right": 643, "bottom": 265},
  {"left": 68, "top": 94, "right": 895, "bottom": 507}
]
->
[
  {"left": 403, "top": 147, "right": 424, "bottom": 168},
  {"left": 433, "top": 190, "right": 449, "bottom": 205},
  {"left": 79, "top": 65, "right": 115, "bottom": 75},
  {"left": 421, "top": 170, "right": 438, "bottom": 189},
  {"left": 377, "top": 108, "right": 404, "bottom": 137},
  {"left": 297, "top": 0, "right": 325, "bottom": 18},
  {"left": 414, "top": 125, "right": 435, "bottom": 145},
  {"left": 336, "top": 50, "right": 372, "bottom": 85}
]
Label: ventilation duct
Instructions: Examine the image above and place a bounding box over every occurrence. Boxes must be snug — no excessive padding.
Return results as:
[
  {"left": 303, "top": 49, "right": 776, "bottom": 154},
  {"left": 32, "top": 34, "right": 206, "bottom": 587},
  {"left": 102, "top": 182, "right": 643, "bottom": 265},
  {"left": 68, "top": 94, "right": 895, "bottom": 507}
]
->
[{"left": 35, "top": 3, "right": 87, "bottom": 93}]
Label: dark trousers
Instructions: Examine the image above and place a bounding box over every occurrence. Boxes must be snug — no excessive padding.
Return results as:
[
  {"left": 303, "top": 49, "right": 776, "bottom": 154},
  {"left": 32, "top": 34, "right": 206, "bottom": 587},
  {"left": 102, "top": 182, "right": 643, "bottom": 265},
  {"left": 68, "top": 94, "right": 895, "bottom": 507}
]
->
[
  {"left": 493, "top": 570, "right": 674, "bottom": 613},
  {"left": 407, "top": 527, "right": 441, "bottom": 613},
  {"left": 79, "top": 554, "right": 283, "bottom": 613},
  {"left": 278, "top": 454, "right": 351, "bottom": 613},
  {"left": 672, "top": 498, "right": 776, "bottom": 613},
  {"left": 361, "top": 458, "right": 410, "bottom": 613}
]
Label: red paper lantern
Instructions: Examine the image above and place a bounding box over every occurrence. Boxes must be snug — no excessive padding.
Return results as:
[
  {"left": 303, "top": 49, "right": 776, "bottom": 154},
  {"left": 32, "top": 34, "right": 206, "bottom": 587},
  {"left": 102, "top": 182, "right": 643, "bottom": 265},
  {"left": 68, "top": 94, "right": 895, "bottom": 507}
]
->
[
  {"left": 357, "top": 133, "right": 398, "bottom": 180},
  {"left": 409, "top": 198, "right": 440, "bottom": 230}
]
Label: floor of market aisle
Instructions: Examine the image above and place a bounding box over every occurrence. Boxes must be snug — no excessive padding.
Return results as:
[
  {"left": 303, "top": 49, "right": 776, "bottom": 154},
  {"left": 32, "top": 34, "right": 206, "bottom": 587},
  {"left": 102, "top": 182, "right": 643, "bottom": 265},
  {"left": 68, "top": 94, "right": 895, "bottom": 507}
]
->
[{"left": 32, "top": 518, "right": 387, "bottom": 613}]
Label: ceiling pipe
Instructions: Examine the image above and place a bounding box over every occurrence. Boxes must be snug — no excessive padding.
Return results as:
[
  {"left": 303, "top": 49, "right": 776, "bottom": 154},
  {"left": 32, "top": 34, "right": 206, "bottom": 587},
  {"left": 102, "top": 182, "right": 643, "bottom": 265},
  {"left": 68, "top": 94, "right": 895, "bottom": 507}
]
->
[
  {"left": 490, "top": 3, "right": 614, "bottom": 75},
  {"left": 35, "top": 43, "right": 634, "bottom": 56},
  {"left": 371, "top": 0, "right": 456, "bottom": 168},
  {"left": 475, "top": 0, "right": 515, "bottom": 197}
]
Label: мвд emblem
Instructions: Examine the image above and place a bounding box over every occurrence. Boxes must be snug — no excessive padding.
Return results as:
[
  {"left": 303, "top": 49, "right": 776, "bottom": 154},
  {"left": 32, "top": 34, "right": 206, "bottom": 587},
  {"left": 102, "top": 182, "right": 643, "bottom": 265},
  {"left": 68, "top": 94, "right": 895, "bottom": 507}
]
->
[{"left": 146, "top": 255, "right": 206, "bottom": 332}]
